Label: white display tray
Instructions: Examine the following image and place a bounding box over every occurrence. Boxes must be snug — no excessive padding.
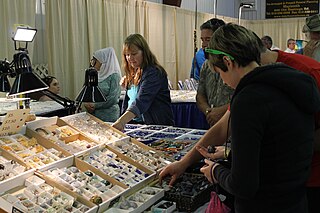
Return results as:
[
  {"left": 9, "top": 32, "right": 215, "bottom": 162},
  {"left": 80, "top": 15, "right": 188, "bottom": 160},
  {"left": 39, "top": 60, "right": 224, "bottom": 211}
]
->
[
  {"left": 0, "top": 156, "right": 98, "bottom": 213},
  {"left": 38, "top": 156, "right": 127, "bottom": 212},
  {"left": 106, "top": 187, "right": 164, "bottom": 213},
  {"left": 26, "top": 116, "right": 101, "bottom": 156},
  {"left": 61, "top": 112, "right": 127, "bottom": 144}
]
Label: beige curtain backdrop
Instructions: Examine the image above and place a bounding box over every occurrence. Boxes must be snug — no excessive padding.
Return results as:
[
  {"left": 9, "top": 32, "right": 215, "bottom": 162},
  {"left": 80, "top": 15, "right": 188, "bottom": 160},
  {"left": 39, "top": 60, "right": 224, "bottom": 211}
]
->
[
  {"left": 243, "top": 18, "right": 306, "bottom": 51},
  {"left": 0, "top": 0, "right": 36, "bottom": 65},
  {"left": 45, "top": 0, "right": 305, "bottom": 99}
]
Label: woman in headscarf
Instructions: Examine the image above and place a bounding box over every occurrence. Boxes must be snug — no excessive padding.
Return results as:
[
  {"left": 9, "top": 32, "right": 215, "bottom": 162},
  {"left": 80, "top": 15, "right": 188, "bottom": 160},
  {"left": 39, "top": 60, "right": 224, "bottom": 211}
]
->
[{"left": 84, "top": 47, "right": 122, "bottom": 122}]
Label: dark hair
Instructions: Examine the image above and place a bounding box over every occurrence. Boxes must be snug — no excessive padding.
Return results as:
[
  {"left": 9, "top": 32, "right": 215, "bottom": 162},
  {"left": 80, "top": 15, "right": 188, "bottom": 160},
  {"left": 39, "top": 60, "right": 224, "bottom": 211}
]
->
[
  {"left": 200, "top": 18, "right": 226, "bottom": 32},
  {"left": 208, "top": 23, "right": 261, "bottom": 71},
  {"left": 261, "top": 35, "right": 273, "bottom": 49},
  {"left": 42, "top": 76, "right": 56, "bottom": 86},
  {"left": 203, "top": 18, "right": 226, "bottom": 60},
  {"left": 287, "top": 38, "right": 296, "bottom": 45}
]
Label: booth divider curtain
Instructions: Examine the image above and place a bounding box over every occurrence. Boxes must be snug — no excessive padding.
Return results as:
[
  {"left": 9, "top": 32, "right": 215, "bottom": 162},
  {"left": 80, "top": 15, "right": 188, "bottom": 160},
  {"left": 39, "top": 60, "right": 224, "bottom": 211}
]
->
[{"left": 44, "top": 0, "right": 305, "bottom": 99}]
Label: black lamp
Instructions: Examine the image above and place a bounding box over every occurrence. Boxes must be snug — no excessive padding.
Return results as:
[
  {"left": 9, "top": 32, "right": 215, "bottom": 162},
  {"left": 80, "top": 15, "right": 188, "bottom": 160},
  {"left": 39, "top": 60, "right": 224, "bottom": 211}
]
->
[
  {"left": 0, "top": 26, "right": 49, "bottom": 96},
  {"left": 75, "top": 67, "right": 107, "bottom": 112},
  {"left": 8, "top": 52, "right": 48, "bottom": 96},
  {"left": 0, "top": 60, "right": 12, "bottom": 92},
  {"left": 0, "top": 75, "right": 10, "bottom": 92}
]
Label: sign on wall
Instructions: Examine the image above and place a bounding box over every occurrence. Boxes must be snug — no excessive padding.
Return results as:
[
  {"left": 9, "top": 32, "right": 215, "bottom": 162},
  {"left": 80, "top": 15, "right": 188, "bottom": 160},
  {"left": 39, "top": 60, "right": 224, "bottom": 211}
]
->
[{"left": 266, "top": 0, "right": 319, "bottom": 19}]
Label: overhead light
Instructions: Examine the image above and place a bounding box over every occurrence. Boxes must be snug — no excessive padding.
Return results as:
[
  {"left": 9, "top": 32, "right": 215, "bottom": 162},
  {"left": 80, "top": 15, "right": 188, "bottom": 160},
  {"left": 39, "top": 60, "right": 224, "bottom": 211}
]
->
[{"left": 240, "top": 3, "right": 254, "bottom": 9}]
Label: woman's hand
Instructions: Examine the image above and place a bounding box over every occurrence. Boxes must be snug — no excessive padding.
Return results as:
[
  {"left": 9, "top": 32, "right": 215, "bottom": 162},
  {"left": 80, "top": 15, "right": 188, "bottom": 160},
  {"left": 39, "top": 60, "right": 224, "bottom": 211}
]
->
[
  {"left": 200, "top": 159, "right": 219, "bottom": 184},
  {"left": 196, "top": 145, "right": 225, "bottom": 160},
  {"left": 159, "top": 161, "right": 188, "bottom": 186}
]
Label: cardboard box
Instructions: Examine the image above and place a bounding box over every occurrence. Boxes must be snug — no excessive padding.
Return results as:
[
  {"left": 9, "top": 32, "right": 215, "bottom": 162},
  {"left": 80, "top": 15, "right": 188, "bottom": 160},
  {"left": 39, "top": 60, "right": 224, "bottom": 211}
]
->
[
  {"left": 0, "top": 156, "right": 97, "bottom": 213},
  {"left": 26, "top": 116, "right": 100, "bottom": 156},
  {"left": 151, "top": 200, "right": 176, "bottom": 213},
  {"left": 0, "top": 149, "right": 32, "bottom": 185},
  {"left": 76, "top": 144, "right": 156, "bottom": 191},
  {"left": 105, "top": 187, "right": 164, "bottom": 213},
  {"left": 38, "top": 156, "right": 128, "bottom": 212},
  {"left": 108, "top": 138, "right": 172, "bottom": 172},
  {"left": 0, "top": 128, "right": 72, "bottom": 170},
  {"left": 61, "top": 112, "right": 127, "bottom": 144}
]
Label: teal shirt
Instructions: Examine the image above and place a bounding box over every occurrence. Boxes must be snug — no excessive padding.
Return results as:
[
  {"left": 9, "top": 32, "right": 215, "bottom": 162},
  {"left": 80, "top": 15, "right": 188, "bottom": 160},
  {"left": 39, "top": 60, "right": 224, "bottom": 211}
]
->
[
  {"left": 93, "top": 73, "right": 121, "bottom": 122},
  {"left": 127, "top": 85, "right": 143, "bottom": 122},
  {"left": 128, "top": 85, "right": 139, "bottom": 107}
]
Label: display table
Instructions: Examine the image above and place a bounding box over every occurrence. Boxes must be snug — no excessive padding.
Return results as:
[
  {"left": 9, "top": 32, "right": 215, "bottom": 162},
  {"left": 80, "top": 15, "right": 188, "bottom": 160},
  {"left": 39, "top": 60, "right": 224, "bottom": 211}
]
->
[
  {"left": 120, "top": 90, "right": 209, "bottom": 130},
  {"left": 0, "top": 100, "right": 73, "bottom": 117},
  {"left": 170, "top": 90, "right": 208, "bottom": 130},
  {"left": 0, "top": 113, "right": 210, "bottom": 213}
]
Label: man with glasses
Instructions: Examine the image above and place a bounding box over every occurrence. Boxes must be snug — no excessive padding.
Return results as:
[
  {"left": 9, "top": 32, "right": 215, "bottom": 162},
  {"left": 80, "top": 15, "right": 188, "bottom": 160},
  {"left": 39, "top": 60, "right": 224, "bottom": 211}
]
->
[
  {"left": 195, "top": 18, "right": 234, "bottom": 127},
  {"left": 284, "top": 38, "right": 296, "bottom": 53}
]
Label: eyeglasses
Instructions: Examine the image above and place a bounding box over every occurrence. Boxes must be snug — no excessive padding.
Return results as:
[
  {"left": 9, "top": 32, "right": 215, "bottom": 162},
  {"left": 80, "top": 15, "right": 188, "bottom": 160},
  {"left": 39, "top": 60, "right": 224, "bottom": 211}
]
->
[{"left": 205, "top": 48, "right": 235, "bottom": 60}]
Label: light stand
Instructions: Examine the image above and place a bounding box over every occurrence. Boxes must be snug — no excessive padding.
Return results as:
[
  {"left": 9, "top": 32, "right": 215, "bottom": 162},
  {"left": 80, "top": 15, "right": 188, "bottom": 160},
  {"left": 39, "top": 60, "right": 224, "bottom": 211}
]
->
[
  {"left": 0, "top": 26, "right": 49, "bottom": 97},
  {"left": 75, "top": 67, "right": 107, "bottom": 113},
  {"left": 0, "top": 26, "right": 76, "bottom": 116},
  {"left": 8, "top": 51, "right": 48, "bottom": 96}
]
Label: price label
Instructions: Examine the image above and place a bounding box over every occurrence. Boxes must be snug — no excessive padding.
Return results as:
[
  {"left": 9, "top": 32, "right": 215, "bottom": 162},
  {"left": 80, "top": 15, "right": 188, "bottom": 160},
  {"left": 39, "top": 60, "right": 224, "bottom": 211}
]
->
[{"left": 0, "top": 109, "right": 30, "bottom": 136}]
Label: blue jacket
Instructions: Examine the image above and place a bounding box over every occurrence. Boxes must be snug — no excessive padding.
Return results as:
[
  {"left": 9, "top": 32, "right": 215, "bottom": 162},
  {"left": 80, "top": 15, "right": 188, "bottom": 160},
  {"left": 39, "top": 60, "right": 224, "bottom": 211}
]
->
[{"left": 122, "top": 66, "right": 174, "bottom": 126}]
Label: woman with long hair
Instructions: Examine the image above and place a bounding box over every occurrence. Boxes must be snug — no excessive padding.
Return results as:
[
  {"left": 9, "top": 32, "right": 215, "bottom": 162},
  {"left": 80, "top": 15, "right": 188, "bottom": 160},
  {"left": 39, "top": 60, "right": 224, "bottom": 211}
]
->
[{"left": 112, "top": 34, "right": 174, "bottom": 131}]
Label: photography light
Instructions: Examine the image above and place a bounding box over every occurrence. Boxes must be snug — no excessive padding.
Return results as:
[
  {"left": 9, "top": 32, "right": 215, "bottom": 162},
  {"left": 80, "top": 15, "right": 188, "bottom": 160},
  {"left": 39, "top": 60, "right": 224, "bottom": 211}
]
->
[
  {"left": 0, "top": 26, "right": 48, "bottom": 96},
  {"left": 13, "top": 27, "right": 37, "bottom": 51},
  {"left": 13, "top": 27, "right": 37, "bottom": 42}
]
